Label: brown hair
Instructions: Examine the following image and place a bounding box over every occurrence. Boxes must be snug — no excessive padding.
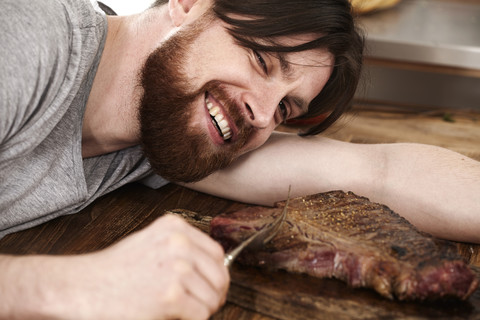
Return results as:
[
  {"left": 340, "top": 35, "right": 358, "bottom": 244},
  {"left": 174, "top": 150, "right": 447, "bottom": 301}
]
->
[{"left": 151, "top": 0, "right": 364, "bottom": 135}]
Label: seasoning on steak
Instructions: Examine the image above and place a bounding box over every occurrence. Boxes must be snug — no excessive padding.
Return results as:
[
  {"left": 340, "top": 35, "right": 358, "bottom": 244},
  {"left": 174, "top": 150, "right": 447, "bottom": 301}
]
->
[{"left": 210, "top": 191, "right": 479, "bottom": 301}]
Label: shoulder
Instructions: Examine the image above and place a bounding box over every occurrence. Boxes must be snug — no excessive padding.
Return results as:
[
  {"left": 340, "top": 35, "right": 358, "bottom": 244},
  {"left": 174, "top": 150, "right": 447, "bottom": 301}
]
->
[
  {"left": 0, "top": 0, "right": 104, "bottom": 91},
  {"left": 0, "top": 0, "right": 72, "bottom": 143},
  {"left": 0, "top": 0, "right": 105, "bottom": 147}
]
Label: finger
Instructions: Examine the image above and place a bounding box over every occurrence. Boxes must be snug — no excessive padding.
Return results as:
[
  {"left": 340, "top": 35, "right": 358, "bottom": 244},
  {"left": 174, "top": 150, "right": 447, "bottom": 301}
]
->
[
  {"left": 163, "top": 282, "right": 211, "bottom": 320},
  {"left": 165, "top": 233, "right": 230, "bottom": 299},
  {"left": 166, "top": 228, "right": 230, "bottom": 295},
  {"left": 160, "top": 230, "right": 228, "bottom": 290},
  {"left": 153, "top": 215, "right": 230, "bottom": 299},
  {"left": 160, "top": 214, "right": 226, "bottom": 260},
  {"left": 176, "top": 261, "right": 224, "bottom": 313},
  {"left": 193, "top": 246, "right": 230, "bottom": 295},
  {"left": 178, "top": 216, "right": 226, "bottom": 261},
  {"left": 177, "top": 295, "right": 211, "bottom": 320}
]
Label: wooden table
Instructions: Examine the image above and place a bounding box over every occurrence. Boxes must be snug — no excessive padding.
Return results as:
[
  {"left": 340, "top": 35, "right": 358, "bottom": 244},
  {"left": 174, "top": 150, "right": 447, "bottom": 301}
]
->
[{"left": 1, "top": 107, "right": 479, "bottom": 319}]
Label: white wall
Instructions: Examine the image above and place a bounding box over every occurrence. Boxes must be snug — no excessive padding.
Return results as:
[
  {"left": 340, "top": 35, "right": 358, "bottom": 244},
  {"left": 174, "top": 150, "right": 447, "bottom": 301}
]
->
[{"left": 100, "top": 0, "right": 155, "bottom": 15}]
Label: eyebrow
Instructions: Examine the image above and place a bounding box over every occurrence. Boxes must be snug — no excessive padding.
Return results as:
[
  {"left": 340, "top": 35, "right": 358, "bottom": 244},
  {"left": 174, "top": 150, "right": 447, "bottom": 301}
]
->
[
  {"left": 277, "top": 53, "right": 309, "bottom": 115},
  {"left": 277, "top": 53, "right": 294, "bottom": 79}
]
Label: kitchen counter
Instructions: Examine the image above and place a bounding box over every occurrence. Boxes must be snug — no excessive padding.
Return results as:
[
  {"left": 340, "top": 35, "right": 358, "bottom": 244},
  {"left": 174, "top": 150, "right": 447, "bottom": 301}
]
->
[
  {"left": 356, "top": 0, "right": 480, "bottom": 111},
  {"left": 0, "top": 107, "right": 479, "bottom": 319},
  {"left": 359, "top": 0, "right": 480, "bottom": 69}
]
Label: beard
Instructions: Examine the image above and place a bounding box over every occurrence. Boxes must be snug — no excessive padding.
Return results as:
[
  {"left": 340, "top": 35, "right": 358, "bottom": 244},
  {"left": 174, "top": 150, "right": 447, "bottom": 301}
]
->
[{"left": 138, "top": 17, "right": 252, "bottom": 183}]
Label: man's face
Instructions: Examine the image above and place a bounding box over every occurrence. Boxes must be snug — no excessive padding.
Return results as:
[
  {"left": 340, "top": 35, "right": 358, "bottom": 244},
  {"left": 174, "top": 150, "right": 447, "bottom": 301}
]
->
[{"left": 139, "top": 13, "right": 333, "bottom": 183}]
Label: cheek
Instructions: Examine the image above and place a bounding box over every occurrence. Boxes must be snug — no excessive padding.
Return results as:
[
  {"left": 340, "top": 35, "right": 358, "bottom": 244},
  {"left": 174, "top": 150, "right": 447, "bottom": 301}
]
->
[
  {"left": 185, "top": 30, "right": 245, "bottom": 82},
  {"left": 188, "top": 55, "right": 243, "bottom": 89},
  {"left": 186, "top": 95, "right": 208, "bottom": 127}
]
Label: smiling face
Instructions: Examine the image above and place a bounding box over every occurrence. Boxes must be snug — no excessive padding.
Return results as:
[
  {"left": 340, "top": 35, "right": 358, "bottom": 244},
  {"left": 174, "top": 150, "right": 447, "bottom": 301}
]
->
[{"left": 139, "top": 13, "right": 333, "bottom": 183}]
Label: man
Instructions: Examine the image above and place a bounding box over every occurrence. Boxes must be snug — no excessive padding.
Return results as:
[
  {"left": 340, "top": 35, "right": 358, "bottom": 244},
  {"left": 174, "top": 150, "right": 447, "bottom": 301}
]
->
[{"left": 0, "top": 0, "right": 478, "bottom": 319}]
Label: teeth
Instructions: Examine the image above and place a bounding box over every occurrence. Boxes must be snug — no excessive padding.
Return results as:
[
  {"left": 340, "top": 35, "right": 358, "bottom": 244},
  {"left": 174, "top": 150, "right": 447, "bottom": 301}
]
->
[
  {"left": 215, "top": 113, "right": 224, "bottom": 122},
  {"left": 206, "top": 101, "right": 214, "bottom": 110},
  {"left": 218, "top": 119, "right": 228, "bottom": 129},
  {"left": 209, "top": 106, "right": 220, "bottom": 116},
  {"left": 206, "top": 97, "right": 232, "bottom": 140}
]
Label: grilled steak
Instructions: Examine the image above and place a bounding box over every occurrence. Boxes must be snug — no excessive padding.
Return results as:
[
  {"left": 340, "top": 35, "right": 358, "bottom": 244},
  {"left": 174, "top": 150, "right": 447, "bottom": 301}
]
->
[{"left": 210, "top": 191, "right": 479, "bottom": 300}]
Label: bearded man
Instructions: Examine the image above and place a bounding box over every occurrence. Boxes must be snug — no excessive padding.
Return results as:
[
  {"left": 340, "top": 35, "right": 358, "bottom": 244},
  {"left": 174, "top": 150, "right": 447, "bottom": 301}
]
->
[{"left": 1, "top": 0, "right": 479, "bottom": 318}]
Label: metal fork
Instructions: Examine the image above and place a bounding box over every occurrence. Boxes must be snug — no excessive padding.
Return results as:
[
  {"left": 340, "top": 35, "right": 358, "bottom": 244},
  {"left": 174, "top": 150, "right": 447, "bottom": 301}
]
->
[{"left": 224, "top": 186, "right": 291, "bottom": 267}]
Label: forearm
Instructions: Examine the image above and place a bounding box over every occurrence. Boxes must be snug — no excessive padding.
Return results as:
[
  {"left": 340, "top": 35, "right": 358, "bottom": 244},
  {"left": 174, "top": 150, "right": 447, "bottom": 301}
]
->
[
  {"left": 0, "top": 254, "right": 87, "bottom": 319},
  {"left": 188, "top": 133, "right": 480, "bottom": 243},
  {"left": 186, "top": 132, "right": 377, "bottom": 206},
  {"left": 368, "top": 143, "right": 480, "bottom": 243},
  {"left": 0, "top": 253, "right": 121, "bottom": 319}
]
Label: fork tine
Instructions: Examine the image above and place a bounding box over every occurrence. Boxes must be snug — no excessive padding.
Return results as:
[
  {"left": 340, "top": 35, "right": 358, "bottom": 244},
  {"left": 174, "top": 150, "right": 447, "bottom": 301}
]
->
[
  {"left": 224, "top": 186, "right": 291, "bottom": 267},
  {"left": 259, "top": 187, "right": 290, "bottom": 245}
]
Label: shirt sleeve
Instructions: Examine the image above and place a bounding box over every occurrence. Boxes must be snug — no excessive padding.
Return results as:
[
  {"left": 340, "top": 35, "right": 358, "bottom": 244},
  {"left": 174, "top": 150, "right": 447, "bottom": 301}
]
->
[{"left": 0, "top": 0, "right": 71, "bottom": 147}]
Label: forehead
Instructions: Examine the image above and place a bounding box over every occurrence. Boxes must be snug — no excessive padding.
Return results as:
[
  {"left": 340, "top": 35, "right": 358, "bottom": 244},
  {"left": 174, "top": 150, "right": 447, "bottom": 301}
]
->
[
  {"left": 266, "top": 32, "right": 334, "bottom": 66},
  {"left": 274, "top": 48, "right": 333, "bottom": 79}
]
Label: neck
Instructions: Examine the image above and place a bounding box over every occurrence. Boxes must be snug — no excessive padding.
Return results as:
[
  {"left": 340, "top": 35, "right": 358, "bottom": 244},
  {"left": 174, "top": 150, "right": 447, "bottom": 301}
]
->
[{"left": 82, "top": 6, "right": 174, "bottom": 158}]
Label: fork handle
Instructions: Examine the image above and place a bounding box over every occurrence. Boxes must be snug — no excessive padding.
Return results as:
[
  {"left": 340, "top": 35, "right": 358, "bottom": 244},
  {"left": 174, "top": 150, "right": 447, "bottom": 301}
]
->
[
  {"left": 224, "top": 253, "right": 234, "bottom": 267},
  {"left": 223, "top": 231, "right": 258, "bottom": 267}
]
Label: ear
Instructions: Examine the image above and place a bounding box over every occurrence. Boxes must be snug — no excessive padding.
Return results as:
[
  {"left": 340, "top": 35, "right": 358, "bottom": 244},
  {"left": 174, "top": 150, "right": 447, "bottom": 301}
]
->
[{"left": 169, "top": 0, "right": 202, "bottom": 26}]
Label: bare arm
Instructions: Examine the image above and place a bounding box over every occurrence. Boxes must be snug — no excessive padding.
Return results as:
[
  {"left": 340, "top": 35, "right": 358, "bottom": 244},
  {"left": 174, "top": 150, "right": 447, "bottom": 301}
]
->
[
  {"left": 0, "top": 215, "right": 229, "bottom": 319},
  {"left": 187, "top": 132, "right": 480, "bottom": 243}
]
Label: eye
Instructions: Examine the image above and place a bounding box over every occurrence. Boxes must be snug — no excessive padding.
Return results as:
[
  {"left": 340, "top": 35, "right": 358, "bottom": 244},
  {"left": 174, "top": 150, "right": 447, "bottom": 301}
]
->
[
  {"left": 278, "top": 100, "right": 288, "bottom": 122},
  {"left": 253, "top": 50, "right": 268, "bottom": 74}
]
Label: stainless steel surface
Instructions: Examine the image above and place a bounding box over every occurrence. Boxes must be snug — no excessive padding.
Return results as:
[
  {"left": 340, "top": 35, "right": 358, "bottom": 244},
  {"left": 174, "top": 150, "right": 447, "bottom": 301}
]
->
[
  {"left": 355, "top": 0, "right": 480, "bottom": 110},
  {"left": 356, "top": 63, "right": 480, "bottom": 110},
  {"left": 359, "top": 0, "right": 480, "bottom": 70},
  {"left": 224, "top": 191, "right": 290, "bottom": 267}
]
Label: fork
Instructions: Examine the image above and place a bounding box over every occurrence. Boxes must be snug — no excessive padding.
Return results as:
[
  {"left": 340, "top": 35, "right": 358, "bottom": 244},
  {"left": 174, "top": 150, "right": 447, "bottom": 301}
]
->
[{"left": 223, "top": 186, "right": 291, "bottom": 267}]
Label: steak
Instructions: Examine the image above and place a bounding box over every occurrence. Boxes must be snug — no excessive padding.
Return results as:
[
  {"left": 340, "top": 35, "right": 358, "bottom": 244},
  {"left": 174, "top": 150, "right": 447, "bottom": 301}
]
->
[{"left": 210, "top": 191, "right": 479, "bottom": 300}]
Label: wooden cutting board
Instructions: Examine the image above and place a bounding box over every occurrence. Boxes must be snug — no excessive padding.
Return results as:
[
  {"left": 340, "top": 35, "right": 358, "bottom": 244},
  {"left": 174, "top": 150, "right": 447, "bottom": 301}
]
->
[
  {"left": 170, "top": 209, "right": 480, "bottom": 320},
  {"left": 226, "top": 265, "right": 480, "bottom": 320}
]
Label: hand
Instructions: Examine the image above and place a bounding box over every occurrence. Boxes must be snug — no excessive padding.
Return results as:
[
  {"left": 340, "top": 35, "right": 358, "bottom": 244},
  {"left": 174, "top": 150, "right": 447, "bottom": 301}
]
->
[{"left": 67, "top": 214, "right": 230, "bottom": 319}]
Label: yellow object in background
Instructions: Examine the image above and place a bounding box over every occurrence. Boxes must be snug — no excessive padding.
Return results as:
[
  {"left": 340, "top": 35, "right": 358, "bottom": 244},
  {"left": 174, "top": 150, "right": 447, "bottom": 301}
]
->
[{"left": 350, "top": 0, "right": 401, "bottom": 14}]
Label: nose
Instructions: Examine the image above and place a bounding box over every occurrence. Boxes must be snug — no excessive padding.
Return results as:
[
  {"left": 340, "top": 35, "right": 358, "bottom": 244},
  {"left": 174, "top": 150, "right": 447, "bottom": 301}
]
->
[{"left": 242, "top": 89, "right": 282, "bottom": 129}]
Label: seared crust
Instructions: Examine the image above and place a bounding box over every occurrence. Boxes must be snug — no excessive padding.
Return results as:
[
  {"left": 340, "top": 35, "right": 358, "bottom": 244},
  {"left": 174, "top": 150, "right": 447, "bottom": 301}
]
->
[{"left": 210, "top": 191, "right": 479, "bottom": 300}]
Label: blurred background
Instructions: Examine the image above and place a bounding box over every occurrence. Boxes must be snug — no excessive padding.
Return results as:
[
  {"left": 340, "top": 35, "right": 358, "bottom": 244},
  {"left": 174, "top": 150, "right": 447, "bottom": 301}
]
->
[
  {"left": 353, "top": 0, "right": 480, "bottom": 113},
  {"left": 100, "top": 0, "right": 153, "bottom": 15}
]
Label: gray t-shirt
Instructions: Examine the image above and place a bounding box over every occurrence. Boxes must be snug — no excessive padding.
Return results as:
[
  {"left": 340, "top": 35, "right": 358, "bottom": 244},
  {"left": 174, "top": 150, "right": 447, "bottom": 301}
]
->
[{"left": 0, "top": 0, "right": 167, "bottom": 237}]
